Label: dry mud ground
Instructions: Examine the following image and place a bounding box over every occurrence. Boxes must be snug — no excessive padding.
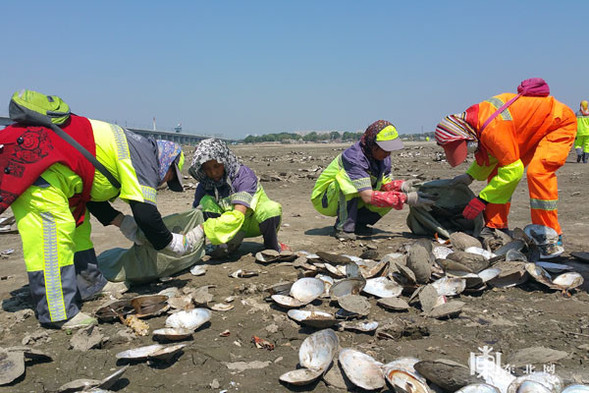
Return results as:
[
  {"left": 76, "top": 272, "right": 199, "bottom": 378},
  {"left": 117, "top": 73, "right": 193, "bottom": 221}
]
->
[{"left": 1, "top": 141, "right": 588, "bottom": 393}]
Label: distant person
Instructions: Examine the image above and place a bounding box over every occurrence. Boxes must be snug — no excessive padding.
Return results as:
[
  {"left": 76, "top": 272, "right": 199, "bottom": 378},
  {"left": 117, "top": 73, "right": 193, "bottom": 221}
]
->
[
  {"left": 189, "top": 138, "right": 287, "bottom": 257},
  {"left": 575, "top": 100, "right": 589, "bottom": 163},
  {"left": 311, "top": 120, "right": 436, "bottom": 240},
  {"left": 434, "top": 78, "right": 576, "bottom": 258},
  {"left": 0, "top": 90, "right": 203, "bottom": 329}
]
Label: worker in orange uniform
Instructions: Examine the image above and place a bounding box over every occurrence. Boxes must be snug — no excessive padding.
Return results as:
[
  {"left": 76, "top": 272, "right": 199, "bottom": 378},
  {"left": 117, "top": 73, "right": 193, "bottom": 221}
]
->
[{"left": 434, "top": 78, "right": 577, "bottom": 259}]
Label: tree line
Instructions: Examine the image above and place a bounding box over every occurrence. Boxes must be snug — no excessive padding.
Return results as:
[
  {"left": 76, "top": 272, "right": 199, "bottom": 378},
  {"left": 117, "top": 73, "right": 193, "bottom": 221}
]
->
[{"left": 242, "top": 131, "right": 434, "bottom": 144}]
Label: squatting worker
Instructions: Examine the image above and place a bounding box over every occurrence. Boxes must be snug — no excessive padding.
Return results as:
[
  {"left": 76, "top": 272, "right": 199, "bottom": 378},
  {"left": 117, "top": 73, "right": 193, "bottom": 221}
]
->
[
  {"left": 189, "top": 138, "right": 288, "bottom": 258},
  {"left": 575, "top": 100, "right": 589, "bottom": 163},
  {"left": 311, "top": 120, "right": 436, "bottom": 240},
  {"left": 434, "top": 78, "right": 577, "bottom": 258},
  {"left": 0, "top": 90, "right": 203, "bottom": 329}
]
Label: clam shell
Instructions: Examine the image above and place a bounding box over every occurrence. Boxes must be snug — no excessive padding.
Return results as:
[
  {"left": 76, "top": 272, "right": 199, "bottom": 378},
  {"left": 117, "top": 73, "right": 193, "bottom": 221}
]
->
[
  {"left": 0, "top": 350, "right": 25, "bottom": 386},
  {"left": 507, "top": 372, "right": 562, "bottom": 393},
  {"left": 339, "top": 320, "right": 379, "bottom": 333},
  {"left": 116, "top": 344, "right": 164, "bottom": 360},
  {"left": 406, "top": 243, "right": 433, "bottom": 284},
  {"left": 384, "top": 356, "right": 432, "bottom": 393},
  {"left": 337, "top": 294, "right": 371, "bottom": 316},
  {"left": 265, "top": 282, "right": 293, "bottom": 296},
  {"left": 329, "top": 277, "right": 366, "bottom": 299},
  {"left": 158, "top": 287, "right": 181, "bottom": 299},
  {"left": 97, "top": 366, "right": 129, "bottom": 390},
  {"left": 448, "top": 251, "right": 489, "bottom": 273},
  {"left": 165, "top": 308, "right": 211, "bottom": 331},
  {"left": 562, "top": 385, "right": 589, "bottom": 392},
  {"left": 189, "top": 265, "right": 207, "bottom": 276},
  {"left": 535, "top": 261, "right": 573, "bottom": 273},
  {"left": 428, "top": 300, "right": 464, "bottom": 319},
  {"left": 324, "top": 262, "right": 347, "bottom": 278},
  {"left": 418, "top": 284, "right": 440, "bottom": 314},
  {"left": 456, "top": 384, "right": 500, "bottom": 393},
  {"left": 130, "top": 295, "right": 169, "bottom": 318},
  {"left": 279, "top": 368, "right": 323, "bottom": 386},
  {"left": 525, "top": 263, "right": 553, "bottom": 286},
  {"left": 315, "top": 274, "right": 334, "bottom": 297},
  {"left": 377, "top": 297, "right": 410, "bottom": 311},
  {"left": 445, "top": 271, "right": 483, "bottom": 288},
  {"left": 299, "top": 328, "right": 339, "bottom": 371},
  {"left": 148, "top": 344, "right": 186, "bottom": 362},
  {"left": 432, "top": 277, "right": 466, "bottom": 297},
  {"left": 95, "top": 300, "right": 134, "bottom": 322},
  {"left": 395, "top": 262, "right": 417, "bottom": 285},
  {"left": 414, "top": 359, "right": 480, "bottom": 392},
  {"left": 287, "top": 309, "right": 338, "bottom": 328},
  {"left": 152, "top": 327, "right": 194, "bottom": 341},
  {"left": 271, "top": 294, "right": 305, "bottom": 308},
  {"left": 167, "top": 294, "right": 194, "bottom": 310},
  {"left": 432, "top": 246, "right": 454, "bottom": 260},
  {"left": 464, "top": 246, "right": 496, "bottom": 260},
  {"left": 360, "top": 260, "right": 389, "bottom": 279},
  {"left": 488, "top": 262, "right": 528, "bottom": 288},
  {"left": 290, "top": 277, "right": 325, "bottom": 304},
  {"left": 551, "top": 272, "right": 584, "bottom": 291},
  {"left": 524, "top": 224, "right": 559, "bottom": 246},
  {"left": 450, "top": 232, "right": 482, "bottom": 251},
  {"left": 495, "top": 240, "right": 526, "bottom": 256},
  {"left": 478, "top": 268, "right": 501, "bottom": 283},
  {"left": 506, "top": 249, "right": 528, "bottom": 262},
  {"left": 316, "top": 251, "right": 353, "bottom": 264},
  {"left": 339, "top": 348, "right": 385, "bottom": 390},
  {"left": 58, "top": 378, "right": 101, "bottom": 392},
  {"left": 211, "top": 303, "right": 234, "bottom": 311},
  {"left": 362, "top": 277, "right": 403, "bottom": 298}
]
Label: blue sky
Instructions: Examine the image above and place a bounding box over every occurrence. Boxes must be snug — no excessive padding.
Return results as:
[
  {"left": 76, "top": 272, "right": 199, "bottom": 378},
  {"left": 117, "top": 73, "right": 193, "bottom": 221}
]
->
[{"left": 2, "top": 1, "right": 588, "bottom": 139}]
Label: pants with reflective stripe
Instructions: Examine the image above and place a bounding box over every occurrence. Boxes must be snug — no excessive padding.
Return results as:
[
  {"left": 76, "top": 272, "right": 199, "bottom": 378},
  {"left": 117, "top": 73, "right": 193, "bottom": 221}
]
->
[
  {"left": 484, "top": 120, "right": 576, "bottom": 234},
  {"left": 11, "top": 178, "right": 107, "bottom": 323}
]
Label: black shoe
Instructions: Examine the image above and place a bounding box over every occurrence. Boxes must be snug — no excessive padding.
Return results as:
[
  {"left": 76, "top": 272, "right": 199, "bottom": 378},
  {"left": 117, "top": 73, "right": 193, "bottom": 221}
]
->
[{"left": 577, "top": 155, "right": 582, "bottom": 163}]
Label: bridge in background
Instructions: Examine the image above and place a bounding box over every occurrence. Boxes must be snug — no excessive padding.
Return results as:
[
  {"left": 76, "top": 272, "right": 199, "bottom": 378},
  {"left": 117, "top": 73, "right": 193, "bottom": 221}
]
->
[{"left": 0, "top": 116, "right": 230, "bottom": 145}]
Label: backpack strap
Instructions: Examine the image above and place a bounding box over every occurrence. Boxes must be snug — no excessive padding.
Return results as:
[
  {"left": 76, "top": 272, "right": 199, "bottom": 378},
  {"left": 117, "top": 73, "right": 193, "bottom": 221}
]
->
[{"left": 479, "top": 94, "right": 521, "bottom": 134}]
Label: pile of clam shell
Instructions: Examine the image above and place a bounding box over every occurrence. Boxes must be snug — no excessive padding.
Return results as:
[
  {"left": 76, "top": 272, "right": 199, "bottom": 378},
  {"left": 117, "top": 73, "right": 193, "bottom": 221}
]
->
[{"left": 278, "top": 333, "right": 589, "bottom": 392}]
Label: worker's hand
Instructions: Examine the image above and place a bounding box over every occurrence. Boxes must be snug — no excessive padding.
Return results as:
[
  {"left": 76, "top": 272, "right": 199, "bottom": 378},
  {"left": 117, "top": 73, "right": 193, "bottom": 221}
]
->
[
  {"left": 405, "top": 191, "right": 437, "bottom": 209},
  {"left": 185, "top": 225, "right": 205, "bottom": 249},
  {"left": 119, "top": 215, "right": 144, "bottom": 245},
  {"left": 450, "top": 173, "right": 474, "bottom": 186},
  {"left": 400, "top": 179, "right": 422, "bottom": 193},
  {"left": 462, "top": 197, "right": 487, "bottom": 220},
  {"left": 165, "top": 233, "right": 190, "bottom": 256}
]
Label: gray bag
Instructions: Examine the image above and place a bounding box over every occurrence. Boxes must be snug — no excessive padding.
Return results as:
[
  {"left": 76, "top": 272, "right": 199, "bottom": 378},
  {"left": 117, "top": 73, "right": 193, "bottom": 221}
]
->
[
  {"left": 97, "top": 209, "right": 206, "bottom": 283},
  {"left": 406, "top": 179, "right": 483, "bottom": 239}
]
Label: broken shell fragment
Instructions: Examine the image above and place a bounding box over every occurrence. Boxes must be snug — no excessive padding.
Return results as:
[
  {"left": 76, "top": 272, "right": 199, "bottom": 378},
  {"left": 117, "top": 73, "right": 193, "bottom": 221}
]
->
[
  {"left": 229, "top": 269, "right": 259, "bottom": 278},
  {"left": 339, "top": 320, "right": 379, "bottom": 333},
  {"left": 0, "top": 349, "right": 25, "bottom": 386},
  {"left": 165, "top": 308, "right": 211, "bottom": 331},
  {"left": 339, "top": 348, "right": 385, "bottom": 390},
  {"left": 287, "top": 309, "right": 338, "bottom": 328},
  {"left": 211, "top": 303, "right": 234, "bottom": 311},
  {"left": 189, "top": 265, "right": 207, "bottom": 276}
]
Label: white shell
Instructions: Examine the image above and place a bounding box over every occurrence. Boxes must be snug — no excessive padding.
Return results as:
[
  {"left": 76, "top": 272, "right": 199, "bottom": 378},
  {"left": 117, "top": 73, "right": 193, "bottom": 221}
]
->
[
  {"left": 432, "top": 277, "right": 466, "bottom": 296},
  {"left": 329, "top": 277, "right": 366, "bottom": 299},
  {"left": 464, "top": 246, "right": 496, "bottom": 260},
  {"left": 456, "top": 384, "right": 500, "bottom": 393},
  {"left": 324, "top": 262, "right": 347, "bottom": 278},
  {"left": 299, "top": 328, "right": 339, "bottom": 371},
  {"left": 362, "top": 277, "right": 403, "bottom": 298},
  {"left": 478, "top": 267, "right": 502, "bottom": 283},
  {"left": 279, "top": 368, "right": 323, "bottom": 386},
  {"left": 562, "top": 385, "right": 589, "bottom": 392},
  {"left": 551, "top": 272, "right": 584, "bottom": 290},
  {"left": 189, "top": 265, "right": 207, "bottom": 276},
  {"left": 339, "top": 348, "right": 385, "bottom": 390},
  {"left": 152, "top": 327, "right": 193, "bottom": 341},
  {"left": 524, "top": 224, "right": 559, "bottom": 246},
  {"left": 116, "top": 344, "right": 164, "bottom": 360},
  {"left": 165, "top": 308, "right": 211, "bottom": 331},
  {"left": 287, "top": 309, "right": 338, "bottom": 328},
  {"left": 148, "top": 344, "right": 186, "bottom": 362},
  {"left": 383, "top": 356, "right": 431, "bottom": 392},
  {"left": 339, "top": 320, "right": 379, "bottom": 333},
  {"left": 432, "top": 246, "right": 453, "bottom": 260},
  {"left": 315, "top": 274, "right": 334, "bottom": 297},
  {"left": 271, "top": 294, "right": 305, "bottom": 308},
  {"left": 507, "top": 372, "right": 562, "bottom": 393},
  {"left": 525, "top": 263, "right": 552, "bottom": 284},
  {"left": 290, "top": 277, "right": 325, "bottom": 304}
]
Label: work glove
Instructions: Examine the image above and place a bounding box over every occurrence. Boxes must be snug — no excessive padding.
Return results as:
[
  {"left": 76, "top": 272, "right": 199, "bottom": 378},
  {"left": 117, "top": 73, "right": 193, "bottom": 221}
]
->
[
  {"left": 405, "top": 191, "right": 437, "bottom": 209},
  {"left": 450, "top": 173, "right": 474, "bottom": 186},
  {"left": 370, "top": 191, "right": 406, "bottom": 210},
  {"left": 119, "top": 215, "right": 144, "bottom": 245},
  {"left": 185, "top": 225, "right": 205, "bottom": 249},
  {"left": 400, "top": 179, "right": 422, "bottom": 193},
  {"left": 462, "top": 196, "right": 487, "bottom": 220}
]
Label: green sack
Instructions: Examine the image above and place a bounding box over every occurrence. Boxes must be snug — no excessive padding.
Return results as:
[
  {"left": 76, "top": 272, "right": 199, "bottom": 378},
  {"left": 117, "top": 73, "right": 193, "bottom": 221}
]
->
[
  {"left": 9, "top": 89, "right": 71, "bottom": 126},
  {"left": 97, "top": 209, "right": 206, "bottom": 284},
  {"left": 406, "top": 179, "right": 483, "bottom": 239}
]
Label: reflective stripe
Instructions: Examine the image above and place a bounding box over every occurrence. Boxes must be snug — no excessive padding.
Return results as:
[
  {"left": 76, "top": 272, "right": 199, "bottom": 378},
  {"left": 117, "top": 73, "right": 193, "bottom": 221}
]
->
[
  {"left": 140, "top": 186, "right": 157, "bottom": 204},
  {"left": 485, "top": 97, "right": 513, "bottom": 120},
  {"left": 41, "top": 212, "right": 67, "bottom": 321},
  {"left": 530, "top": 198, "right": 558, "bottom": 211},
  {"left": 110, "top": 123, "right": 130, "bottom": 160},
  {"left": 352, "top": 177, "right": 372, "bottom": 190},
  {"left": 336, "top": 191, "right": 348, "bottom": 230}
]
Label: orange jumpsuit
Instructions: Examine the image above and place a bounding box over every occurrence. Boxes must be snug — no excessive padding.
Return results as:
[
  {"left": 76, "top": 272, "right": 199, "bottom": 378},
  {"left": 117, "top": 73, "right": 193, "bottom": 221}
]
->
[{"left": 464, "top": 93, "right": 577, "bottom": 234}]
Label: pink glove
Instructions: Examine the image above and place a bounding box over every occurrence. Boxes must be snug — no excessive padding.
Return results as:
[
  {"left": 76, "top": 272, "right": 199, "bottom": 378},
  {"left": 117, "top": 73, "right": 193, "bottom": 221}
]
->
[
  {"left": 370, "top": 191, "right": 407, "bottom": 210},
  {"left": 462, "top": 197, "right": 487, "bottom": 220}
]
